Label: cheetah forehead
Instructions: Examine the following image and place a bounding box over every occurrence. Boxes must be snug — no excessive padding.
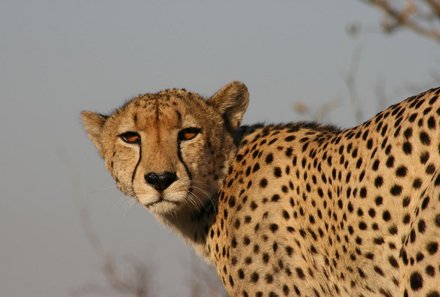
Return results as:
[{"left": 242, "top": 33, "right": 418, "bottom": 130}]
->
[{"left": 110, "top": 89, "right": 213, "bottom": 130}]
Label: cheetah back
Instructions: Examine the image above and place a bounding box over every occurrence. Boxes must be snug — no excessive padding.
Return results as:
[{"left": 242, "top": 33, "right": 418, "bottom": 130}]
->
[{"left": 208, "top": 87, "right": 440, "bottom": 297}]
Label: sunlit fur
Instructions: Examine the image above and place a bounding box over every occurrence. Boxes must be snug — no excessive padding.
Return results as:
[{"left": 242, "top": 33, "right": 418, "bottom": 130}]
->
[{"left": 82, "top": 81, "right": 248, "bottom": 255}]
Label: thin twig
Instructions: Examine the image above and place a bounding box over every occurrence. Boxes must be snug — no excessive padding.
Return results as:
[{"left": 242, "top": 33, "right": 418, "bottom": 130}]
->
[
  {"left": 343, "top": 46, "right": 364, "bottom": 123},
  {"left": 361, "top": 0, "right": 440, "bottom": 43}
]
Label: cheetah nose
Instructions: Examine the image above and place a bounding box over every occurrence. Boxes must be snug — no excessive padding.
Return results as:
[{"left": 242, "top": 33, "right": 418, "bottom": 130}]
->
[{"left": 144, "top": 171, "right": 178, "bottom": 192}]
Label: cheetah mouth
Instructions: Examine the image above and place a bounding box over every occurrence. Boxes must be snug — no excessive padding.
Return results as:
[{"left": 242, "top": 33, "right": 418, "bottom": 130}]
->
[{"left": 143, "top": 196, "right": 180, "bottom": 208}]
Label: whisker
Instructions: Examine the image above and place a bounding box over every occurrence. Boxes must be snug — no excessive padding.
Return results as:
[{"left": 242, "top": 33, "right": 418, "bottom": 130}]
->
[{"left": 189, "top": 184, "right": 217, "bottom": 213}]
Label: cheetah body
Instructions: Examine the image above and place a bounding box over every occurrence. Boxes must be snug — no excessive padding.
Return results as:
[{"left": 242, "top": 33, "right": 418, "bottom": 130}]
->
[{"left": 82, "top": 82, "right": 440, "bottom": 297}]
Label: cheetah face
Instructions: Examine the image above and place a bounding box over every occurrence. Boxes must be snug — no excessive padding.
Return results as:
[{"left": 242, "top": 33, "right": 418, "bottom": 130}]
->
[{"left": 82, "top": 81, "right": 248, "bottom": 216}]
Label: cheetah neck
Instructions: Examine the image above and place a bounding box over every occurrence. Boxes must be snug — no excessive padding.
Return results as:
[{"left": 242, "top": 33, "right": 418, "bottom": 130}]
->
[{"left": 158, "top": 194, "right": 218, "bottom": 259}]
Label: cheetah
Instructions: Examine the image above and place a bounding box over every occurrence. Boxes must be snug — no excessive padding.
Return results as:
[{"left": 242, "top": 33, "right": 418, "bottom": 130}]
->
[{"left": 82, "top": 82, "right": 440, "bottom": 297}]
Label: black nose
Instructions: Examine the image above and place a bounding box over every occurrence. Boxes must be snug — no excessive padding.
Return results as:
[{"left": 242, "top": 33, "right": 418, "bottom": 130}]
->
[{"left": 144, "top": 172, "right": 178, "bottom": 192}]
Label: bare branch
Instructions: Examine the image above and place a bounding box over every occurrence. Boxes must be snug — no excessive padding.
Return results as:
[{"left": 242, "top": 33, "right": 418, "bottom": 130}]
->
[
  {"left": 360, "top": 0, "right": 440, "bottom": 43},
  {"left": 343, "top": 46, "right": 364, "bottom": 123},
  {"left": 425, "top": 0, "right": 440, "bottom": 17}
]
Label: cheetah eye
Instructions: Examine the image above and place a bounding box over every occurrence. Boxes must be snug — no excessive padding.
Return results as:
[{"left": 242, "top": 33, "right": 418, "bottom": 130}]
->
[
  {"left": 119, "top": 131, "right": 141, "bottom": 144},
  {"left": 178, "top": 127, "right": 201, "bottom": 141}
]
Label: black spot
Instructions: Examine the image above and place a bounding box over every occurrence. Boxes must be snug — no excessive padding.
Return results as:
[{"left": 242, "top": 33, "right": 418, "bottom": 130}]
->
[
  {"left": 428, "top": 116, "right": 436, "bottom": 129},
  {"left": 228, "top": 196, "right": 236, "bottom": 208},
  {"left": 265, "top": 153, "right": 274, "bottom": 164},
  {"left": 365, "top": 252, "right": 374, "bottom": 260},
  {"left": 238, "top": 269, "right": 244, "bottom": 279},
  {"left": 416, "top": 252, "right": 424, "bottom": 262},
  {"left": 401, "top": 197, "right": 410, "bottom": 208},
  {"left": 427, "top": 292, "right": 440, "bottom": 297},
  {"left": 396, "top": 166, "right": 407, "bottom": 177},
  {"left": 375, "top": 196, "right": 383, "bottom": 206},
  {"left": 359, "top": 222, "right": 367, "bottom": 230},
  {"left": 262, "top": 253, "right": 270, "bottom": 263},
  {"left": 435, "top": 214, "right": 440, "bottom": 227},
  {"left": 420, "top": 131, "right": 431, "bottom": 145},
  {"left": 270, "top": 224, "right": 279, "bottom": 233},
  {"left": 234, "top": 219, "right": 241, "bottom": 229},
  {"left": 410, "top": 229, "right": 416, "bottom": 243},
  {"left": 374, "top": 266, "right": 384, "bottom": 276},
  {"left": 372, "top": 160, "right": 380, "bottom": 171},
  {"left": 401, "top": 249, "right": 408, "bottom": 265},
  {"left": 250, "top": 272, "right": 259, "bottom": 283},
  {"left": 426, "top": 163, "right": 436, "bottom": 174},
  {"left": 271, "top": 194, "right": 280, "bottom": 202},
  {"left": 296, "top": 267, "right": 305, "bottom": 279},
  {"left": 374, "top": 237, "right": 385, "bottom": 245},
  {"left": 413, "top": 178, "right": 422, "bottom": 189},
  {"left": 259, "top": 178, "right": 268, "bottom": 188},
  {"left": 390, "top": 185, "right": 402, "bottom": 196},
  {"left": 265, "top": 273, "right": 274, "bottom": 284},
  {"left": 274, "top": 167, "right": 282, "bottom": 177},
  {"left": 360, "top": 187, "right": 367, "bottom": 198},
  {"left": 382, "top": 211, "right": 391, "bottom": 221},
  {"left": 284, "top": 135, "right": 295, "bottom": 142},
  {"left": 425, "top": 265, "right": 435, "bottom": 277},
  {"left": 388, "top": 256, "right": 399, "bottom": 268},
  {"left": 418, "top": 220, "right": 426, "bottom": 233},
  {"left": 285, "top": 246, "right": 294, "bottom": 256},
  {"left": 435, "top": 174, "right": 440, "bottom": 187},
  {"left": 386, "top": 156, "right": 395, "bottom": 168},
  {"left": 244, "top": 257, "right": 252, "bottom": 264},
  {"left": 229, "top": 275, "right": 234, "bottom": 287},
  {"left": 282, "top": 210, "right": 290, "bottom": 220},
  {"left": 403, "top": 142, "right": 412, "bottom": 154},
  {"left": 357, "top": 267, "right": 366, "bottom": 278},
  {"left": 426, "top": 242, "right": 438, "bottom": 255},
  {"left": 374, "top": 176, "right": 384, "bottom": 188},
  {"left": 410, "top": 271, "right": 423, "bottom": 291},
  {"left": 404, "top": 127, "right": 413, "bottom": 138},
  {"left": 420, "top": 152, "right": 430, "bottom": 164}
]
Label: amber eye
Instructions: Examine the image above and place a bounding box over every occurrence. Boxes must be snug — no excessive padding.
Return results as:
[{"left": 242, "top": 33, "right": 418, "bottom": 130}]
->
[
  {"left": 178, "top": 128, "right": 201, "bottom": 141},
  {"left": 119, "top": 131, "right": 141, "bottom": 144}
]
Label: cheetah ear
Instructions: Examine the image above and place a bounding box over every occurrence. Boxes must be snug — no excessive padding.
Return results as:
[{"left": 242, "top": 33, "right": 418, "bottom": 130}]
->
[
  {"left": 81, "top": 111, "right": 107, "bottom": 157},
  {"left": 208, "top": 81, "right": 249, "bottom": 131}
]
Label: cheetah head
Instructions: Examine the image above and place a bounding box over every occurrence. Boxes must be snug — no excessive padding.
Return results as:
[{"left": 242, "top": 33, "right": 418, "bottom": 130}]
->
[{"left": 82, "top": 81, "right": 248, "bottom": 216}]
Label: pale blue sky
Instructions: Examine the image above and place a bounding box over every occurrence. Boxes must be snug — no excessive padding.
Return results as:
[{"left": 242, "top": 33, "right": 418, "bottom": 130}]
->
[{"left": 0, "top": 1, "right": 438, "bottom": 296}]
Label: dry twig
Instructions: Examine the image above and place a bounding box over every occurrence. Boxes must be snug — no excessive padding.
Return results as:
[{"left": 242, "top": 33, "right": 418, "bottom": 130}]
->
[{"left": 360, "top": 0, "right": 440, "bottom": 43}]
